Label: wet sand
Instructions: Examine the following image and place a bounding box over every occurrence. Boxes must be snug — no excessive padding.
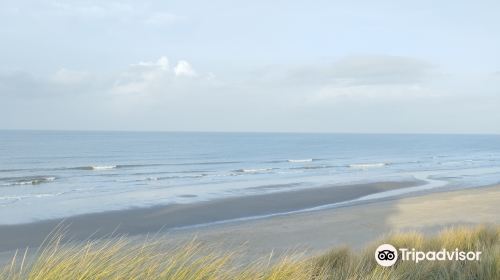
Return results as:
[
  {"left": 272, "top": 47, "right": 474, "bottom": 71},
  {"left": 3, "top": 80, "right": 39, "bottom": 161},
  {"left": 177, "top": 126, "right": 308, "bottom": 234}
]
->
[{"left": 0, "top": 180, "right": 420, "bottom": 252}]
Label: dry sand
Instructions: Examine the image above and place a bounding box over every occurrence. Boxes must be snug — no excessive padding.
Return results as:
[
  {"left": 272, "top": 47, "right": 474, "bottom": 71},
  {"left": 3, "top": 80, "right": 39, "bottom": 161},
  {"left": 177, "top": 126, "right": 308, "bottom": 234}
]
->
[{"left": 163, "top": 184, "right": 500, "bottom": 258}]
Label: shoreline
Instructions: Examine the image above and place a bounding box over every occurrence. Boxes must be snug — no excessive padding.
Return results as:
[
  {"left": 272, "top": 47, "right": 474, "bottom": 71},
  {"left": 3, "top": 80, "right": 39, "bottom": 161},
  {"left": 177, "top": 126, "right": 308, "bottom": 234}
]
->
[
  {"left": 0, "top": 182, "right": 498, "bottom": 268},
  {"left": 0, "top": 180, "right": 421, "bottom": 252},
  {"left": 162, "top": 183, "right": 500, "bottom": 260}
]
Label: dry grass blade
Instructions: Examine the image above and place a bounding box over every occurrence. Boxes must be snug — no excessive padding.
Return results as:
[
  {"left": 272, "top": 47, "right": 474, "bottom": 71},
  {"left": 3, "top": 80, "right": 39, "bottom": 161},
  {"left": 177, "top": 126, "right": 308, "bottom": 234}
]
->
[{"left": 0, "top": 225, "right": 498, "bottom": 280}]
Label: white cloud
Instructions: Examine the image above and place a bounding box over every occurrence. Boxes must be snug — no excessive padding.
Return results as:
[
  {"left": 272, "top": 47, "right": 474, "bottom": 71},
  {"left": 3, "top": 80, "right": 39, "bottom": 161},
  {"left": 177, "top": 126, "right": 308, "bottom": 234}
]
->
[
  {"left": 0, "top": 56, "right": 206, "bottom": 98},
  {"left": 112, "top": 57, "right": 171, "bottom": 95},
  {"left": 134, "top": 56, "right": 170, "bottom": 69},
  {"left": 174, "top": 60, "right": 197, "bottom": 77},
  {"left": 111, "top": 57, "right": 202, "bottom": 95},
  {"left": 1, "top": 54, "right": 498, "bottom": 133}
]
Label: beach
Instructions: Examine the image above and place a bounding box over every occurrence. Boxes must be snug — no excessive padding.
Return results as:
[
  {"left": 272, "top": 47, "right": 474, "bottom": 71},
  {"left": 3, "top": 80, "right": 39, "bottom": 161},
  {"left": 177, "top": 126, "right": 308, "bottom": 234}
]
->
[
  {"left": 0, "top": 180, "right": 420, "bottom": 252},
  {"left": 1, "top": 181, "right": 498, "bottom": 264},
  {"left": 1, "top": 131, "right": 500, "bottom": 276},
  {"left": 165, "top": 183, "right": 500, "bottom": 258}
]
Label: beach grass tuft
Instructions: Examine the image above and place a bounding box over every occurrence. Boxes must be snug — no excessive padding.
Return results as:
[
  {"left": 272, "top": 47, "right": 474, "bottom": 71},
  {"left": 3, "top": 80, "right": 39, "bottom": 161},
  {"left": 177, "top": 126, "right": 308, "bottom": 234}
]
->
[{"left": 1, "top": 225, "right": 498, "bottom": 279}]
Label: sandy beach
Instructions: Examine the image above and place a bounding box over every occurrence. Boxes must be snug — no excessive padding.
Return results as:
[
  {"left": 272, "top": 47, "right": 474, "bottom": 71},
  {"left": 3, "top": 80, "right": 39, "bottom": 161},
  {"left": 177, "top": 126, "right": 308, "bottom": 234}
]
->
[
  {"left": 1, "top": 181, "right": 499, "bottom": 265},
  {"left": 0, "top": 180, "right": 420, "bottom": 252},
  {"left": 165, "top": 184, "right": 500, "bottom": 259}
]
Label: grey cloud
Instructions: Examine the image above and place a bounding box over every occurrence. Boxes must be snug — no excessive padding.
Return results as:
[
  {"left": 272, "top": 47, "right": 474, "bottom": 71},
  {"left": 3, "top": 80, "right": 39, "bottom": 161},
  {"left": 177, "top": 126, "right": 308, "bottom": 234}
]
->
[
  {"left": 0, "top": 72, "right": 42, "bottom": 97},
  {"left": 0, "top": 70, "right": 107, "bottom": 98},
  {"left": 286, "top": 55, "right": 435, "bottom": 86}
]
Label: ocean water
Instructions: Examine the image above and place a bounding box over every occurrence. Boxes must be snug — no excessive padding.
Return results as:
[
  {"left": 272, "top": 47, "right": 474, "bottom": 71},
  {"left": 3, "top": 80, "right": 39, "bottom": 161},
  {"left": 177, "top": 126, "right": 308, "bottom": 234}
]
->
[{"left": 1, "top": 131, "right": 500, "bottom": 225}]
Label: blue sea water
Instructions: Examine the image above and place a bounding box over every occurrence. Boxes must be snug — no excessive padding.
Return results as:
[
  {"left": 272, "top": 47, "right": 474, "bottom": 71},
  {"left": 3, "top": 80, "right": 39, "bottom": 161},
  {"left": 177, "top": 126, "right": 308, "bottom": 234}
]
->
[{"left": 1, "top": 131, "right": 500, "bottom": 225}]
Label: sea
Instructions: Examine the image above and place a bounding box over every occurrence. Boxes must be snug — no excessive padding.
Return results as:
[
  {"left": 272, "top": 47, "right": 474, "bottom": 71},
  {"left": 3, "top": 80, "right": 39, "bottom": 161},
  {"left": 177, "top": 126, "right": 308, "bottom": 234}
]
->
[{"left": 1, "top": 130, "right": 500, "bottom": 225}]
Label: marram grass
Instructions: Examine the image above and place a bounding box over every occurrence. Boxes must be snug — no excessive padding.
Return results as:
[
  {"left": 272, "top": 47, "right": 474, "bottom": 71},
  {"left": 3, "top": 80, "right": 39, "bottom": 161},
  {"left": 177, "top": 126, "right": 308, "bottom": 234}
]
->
[{"left": 1, "top": 225, "right": 498, "bottom": 279}]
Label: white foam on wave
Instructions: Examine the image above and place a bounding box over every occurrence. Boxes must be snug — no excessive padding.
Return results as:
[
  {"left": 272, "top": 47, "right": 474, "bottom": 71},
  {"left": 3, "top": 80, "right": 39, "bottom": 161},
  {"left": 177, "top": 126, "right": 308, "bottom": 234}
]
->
[
  {"left": 0, "top": 196, "right": 23, "bottom": 201},
  {"left": 236, "top": 168, "right": 273, "bottom": 173},
  {"left": 288, "top": 159, "right": 313, "bottom": 163},
  {"left": 349, "top": 163, "right": 387, "bottom": 169},
  {"left": 34, "top": 192, "right": 65, "bottom": 198},
  {"left": 0, "top": 192, "right": 65, "bottom": 202},
  {"left": 439, "top": 159, "right": 479, "bottom": 166},
  {"left": 90, "top": 165, "right": 117, "bottom": 170}
]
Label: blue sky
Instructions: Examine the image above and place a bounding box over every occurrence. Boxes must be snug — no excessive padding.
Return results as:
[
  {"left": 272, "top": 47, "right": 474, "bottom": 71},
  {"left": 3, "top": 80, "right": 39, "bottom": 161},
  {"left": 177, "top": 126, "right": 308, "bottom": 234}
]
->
[{"left": 0, "top": 0, "right": 499, "bottom": 133}]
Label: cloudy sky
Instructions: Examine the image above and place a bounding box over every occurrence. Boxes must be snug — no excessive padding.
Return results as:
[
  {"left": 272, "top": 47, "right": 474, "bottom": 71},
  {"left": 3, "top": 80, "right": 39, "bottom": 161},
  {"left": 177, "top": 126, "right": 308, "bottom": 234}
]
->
[{"left": 1, "top": 0, "right": 499, "bottom": 133}]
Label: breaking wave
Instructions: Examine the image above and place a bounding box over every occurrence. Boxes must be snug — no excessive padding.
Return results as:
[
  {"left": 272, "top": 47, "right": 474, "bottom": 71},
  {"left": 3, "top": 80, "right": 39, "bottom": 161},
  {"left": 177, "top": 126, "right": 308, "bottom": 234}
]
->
[
  {"left": 234, "top": 168, "right": 274, "bottom": 173},
  {"left": 349, "top": 163, "right": 387, "bottom": 169},
  {"left": 76, "top": 165, "right": 117, "bottom": 171},
  {"left": 287, "top": 159, "right": 314, "bottom": 163},
  {"left": 291, "top": 165, "right": 334, "bottom": 170},
  {"left": 156, "top": 174, "right": 206, "bottom": 180},
  {"left": 0, "top": 176, "right": 56, "bottom": 186}
]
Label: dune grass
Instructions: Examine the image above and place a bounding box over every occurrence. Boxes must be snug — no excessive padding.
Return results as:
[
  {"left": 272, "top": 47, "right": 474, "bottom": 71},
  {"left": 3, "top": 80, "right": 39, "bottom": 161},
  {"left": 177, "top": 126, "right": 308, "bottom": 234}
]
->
[{"left": 1, "top": 225, "right": 498, "bottom": 279}]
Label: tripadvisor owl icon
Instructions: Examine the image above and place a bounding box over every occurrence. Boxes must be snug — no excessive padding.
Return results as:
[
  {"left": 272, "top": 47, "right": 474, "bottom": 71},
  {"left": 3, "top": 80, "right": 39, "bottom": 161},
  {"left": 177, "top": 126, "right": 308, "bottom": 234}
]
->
[{"left": 375, "top": 244, "right": 398, "bottom": 267}]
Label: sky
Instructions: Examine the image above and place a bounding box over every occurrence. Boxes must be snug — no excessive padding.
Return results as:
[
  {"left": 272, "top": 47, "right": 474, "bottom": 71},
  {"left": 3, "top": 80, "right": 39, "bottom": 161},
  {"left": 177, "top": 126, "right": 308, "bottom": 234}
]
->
[{"left": 0, "top": 0, "right": 499, "bottom": 134}]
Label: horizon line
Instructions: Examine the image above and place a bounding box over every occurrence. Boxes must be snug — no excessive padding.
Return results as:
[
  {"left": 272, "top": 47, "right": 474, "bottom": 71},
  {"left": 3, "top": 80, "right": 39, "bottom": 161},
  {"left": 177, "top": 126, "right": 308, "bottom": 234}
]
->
[{"left": 0, "top": 128, "right": 499, "bottom": 136}]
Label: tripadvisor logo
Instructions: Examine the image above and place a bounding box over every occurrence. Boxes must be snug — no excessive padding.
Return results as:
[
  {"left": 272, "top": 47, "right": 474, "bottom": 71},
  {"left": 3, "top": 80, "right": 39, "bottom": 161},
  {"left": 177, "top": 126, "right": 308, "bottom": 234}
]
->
[
  {"left": 375, "top": 244, "right": 398, "bottom": 267},
  {"left": 375, "top": 244, "right": 482, "bottom": 267}
]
